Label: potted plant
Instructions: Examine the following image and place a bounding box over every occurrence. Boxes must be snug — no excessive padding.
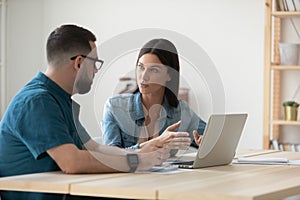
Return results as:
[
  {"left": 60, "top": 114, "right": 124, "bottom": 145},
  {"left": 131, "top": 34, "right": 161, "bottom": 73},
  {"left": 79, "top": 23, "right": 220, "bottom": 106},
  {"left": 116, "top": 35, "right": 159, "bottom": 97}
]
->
[{"left": 282, "top": 101, "right": 299, "bottom": 121}]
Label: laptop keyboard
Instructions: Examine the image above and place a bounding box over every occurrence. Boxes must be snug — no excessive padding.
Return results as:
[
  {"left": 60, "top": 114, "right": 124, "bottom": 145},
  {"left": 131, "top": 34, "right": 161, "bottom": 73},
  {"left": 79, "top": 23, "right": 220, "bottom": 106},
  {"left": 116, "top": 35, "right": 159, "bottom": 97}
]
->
[{"left": 170, "top": 160, "right": 194, "bottom": 165}]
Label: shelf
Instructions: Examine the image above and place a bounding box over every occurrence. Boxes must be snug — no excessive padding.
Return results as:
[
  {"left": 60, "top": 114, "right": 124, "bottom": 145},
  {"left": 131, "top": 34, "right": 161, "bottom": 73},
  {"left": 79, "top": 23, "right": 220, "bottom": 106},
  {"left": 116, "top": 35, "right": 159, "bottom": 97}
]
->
[
  {"left": 272, "top": 120, "right": 300, "bottom": 125},
  {"left": 272, "top": 11, "right": 300, "bottom": 18},
  {"left": 263, "top": 0, "right": 300, "bottom": 149},
  {"left": 271, "top": 65, "right": 300, "bottom": 70}
]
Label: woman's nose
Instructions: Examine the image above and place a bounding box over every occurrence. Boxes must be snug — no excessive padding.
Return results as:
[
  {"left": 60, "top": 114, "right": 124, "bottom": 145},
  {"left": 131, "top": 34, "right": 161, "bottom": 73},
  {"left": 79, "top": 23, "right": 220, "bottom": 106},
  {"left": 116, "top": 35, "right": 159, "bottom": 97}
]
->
[{"left": 141, "top": 70, "right": 150, "bottom": 81}]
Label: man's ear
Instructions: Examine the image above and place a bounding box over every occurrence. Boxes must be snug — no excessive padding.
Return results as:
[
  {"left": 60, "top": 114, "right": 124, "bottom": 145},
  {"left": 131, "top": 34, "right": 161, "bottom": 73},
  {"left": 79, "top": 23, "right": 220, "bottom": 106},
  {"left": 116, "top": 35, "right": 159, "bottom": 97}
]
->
[{"left": 73, "top": 56, "right": 83, "bottom": 71}]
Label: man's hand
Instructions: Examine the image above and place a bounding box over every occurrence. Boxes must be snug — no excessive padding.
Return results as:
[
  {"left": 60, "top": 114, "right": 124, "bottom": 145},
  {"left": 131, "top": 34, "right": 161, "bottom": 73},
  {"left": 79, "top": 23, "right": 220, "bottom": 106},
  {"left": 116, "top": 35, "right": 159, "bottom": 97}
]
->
[{"left": 137, "top": 147, "right": 170, "bottom": 171}]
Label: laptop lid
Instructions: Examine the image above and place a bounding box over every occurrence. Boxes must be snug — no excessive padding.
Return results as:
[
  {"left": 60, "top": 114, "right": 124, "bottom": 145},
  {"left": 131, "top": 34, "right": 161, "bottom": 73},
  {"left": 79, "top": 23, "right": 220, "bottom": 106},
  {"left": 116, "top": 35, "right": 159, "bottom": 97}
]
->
[{"left": 189, "top": 113, "right": 247, "bottom": 168}]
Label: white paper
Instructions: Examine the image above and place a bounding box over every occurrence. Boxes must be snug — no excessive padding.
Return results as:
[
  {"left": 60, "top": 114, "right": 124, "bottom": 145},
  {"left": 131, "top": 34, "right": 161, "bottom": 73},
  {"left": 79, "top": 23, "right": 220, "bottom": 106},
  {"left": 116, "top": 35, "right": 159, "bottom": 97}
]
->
[
  {"left": 232, "top": 157, "right": 300, "bottom": 165},
  {"left": 137, "top": 164, "right": 186, "bottom": 174}
]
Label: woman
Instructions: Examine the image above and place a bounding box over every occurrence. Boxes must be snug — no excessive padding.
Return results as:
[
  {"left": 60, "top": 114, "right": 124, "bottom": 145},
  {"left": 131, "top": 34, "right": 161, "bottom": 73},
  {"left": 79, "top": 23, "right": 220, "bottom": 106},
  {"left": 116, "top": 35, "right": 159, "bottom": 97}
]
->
[{"left": 102, "top": 38, "right": 206, "bottom": 151}]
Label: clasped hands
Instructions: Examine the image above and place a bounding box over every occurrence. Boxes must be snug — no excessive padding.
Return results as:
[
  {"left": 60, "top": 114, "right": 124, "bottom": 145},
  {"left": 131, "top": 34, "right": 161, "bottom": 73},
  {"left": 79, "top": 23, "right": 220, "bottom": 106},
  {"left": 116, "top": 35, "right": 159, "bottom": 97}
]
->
[
  {"left": 136, "top": 121, "right": 202, "bottom": 171},
  {"left": 140, "top": 120, "right": 202, "bottom": 152}
]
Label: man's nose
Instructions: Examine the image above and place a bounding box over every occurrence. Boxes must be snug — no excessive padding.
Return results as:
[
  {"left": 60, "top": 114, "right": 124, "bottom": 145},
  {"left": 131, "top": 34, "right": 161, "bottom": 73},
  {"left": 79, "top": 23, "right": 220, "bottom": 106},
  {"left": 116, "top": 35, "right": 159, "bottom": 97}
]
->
[{"left": 94, "top": 65, "right": 99, "bottom": 74}]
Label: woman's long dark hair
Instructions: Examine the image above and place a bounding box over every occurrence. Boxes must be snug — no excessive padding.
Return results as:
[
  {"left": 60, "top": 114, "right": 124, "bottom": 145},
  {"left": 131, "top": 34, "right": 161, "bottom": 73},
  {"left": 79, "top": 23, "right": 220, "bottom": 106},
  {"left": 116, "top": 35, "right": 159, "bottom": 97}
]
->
[{"left": 135, "top": 38, "right": 180, "bottom": 107}]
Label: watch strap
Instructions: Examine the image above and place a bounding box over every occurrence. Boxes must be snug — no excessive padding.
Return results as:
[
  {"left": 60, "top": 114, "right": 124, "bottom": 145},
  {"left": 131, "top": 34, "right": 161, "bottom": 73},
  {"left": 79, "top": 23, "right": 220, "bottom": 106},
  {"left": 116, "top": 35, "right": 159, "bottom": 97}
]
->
[{"left": 127, "top": 153, "right": 139, "bottom": 173}]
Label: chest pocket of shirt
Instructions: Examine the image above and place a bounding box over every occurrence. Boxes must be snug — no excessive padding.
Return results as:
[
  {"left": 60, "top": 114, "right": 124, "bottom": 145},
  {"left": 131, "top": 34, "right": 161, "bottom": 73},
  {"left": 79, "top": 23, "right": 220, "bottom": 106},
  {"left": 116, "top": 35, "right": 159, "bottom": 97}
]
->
[
  {"left": 121, "top": 132, "right": 138, "bottom": 148},
  {"left": 120, "top": 123, "right": 143, "bottom": 148}
]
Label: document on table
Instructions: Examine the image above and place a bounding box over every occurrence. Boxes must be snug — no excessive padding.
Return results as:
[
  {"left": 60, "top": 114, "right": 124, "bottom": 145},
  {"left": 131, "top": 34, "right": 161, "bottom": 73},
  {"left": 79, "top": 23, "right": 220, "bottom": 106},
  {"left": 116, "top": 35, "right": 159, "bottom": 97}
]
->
[
  {"left": 138, "top": 163, "right": 190, "bottom": 174},
  {"left": 232, "top": 157, "right": 300, "bottom": 165}
]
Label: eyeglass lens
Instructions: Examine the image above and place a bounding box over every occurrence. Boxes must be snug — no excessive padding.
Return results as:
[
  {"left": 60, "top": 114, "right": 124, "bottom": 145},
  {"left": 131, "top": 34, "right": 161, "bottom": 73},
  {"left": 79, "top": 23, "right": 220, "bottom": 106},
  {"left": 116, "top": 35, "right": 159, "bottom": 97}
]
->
[{"left": 94, "top": 61, "right": 103, "bottom": 70}]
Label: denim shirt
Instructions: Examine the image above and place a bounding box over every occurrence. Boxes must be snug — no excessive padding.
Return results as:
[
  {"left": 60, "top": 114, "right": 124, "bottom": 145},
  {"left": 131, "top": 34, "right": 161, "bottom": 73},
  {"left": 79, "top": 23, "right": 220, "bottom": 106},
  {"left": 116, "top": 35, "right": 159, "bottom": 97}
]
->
[{"left": 101, "top": 92, "right": 206, "bottom": 149}]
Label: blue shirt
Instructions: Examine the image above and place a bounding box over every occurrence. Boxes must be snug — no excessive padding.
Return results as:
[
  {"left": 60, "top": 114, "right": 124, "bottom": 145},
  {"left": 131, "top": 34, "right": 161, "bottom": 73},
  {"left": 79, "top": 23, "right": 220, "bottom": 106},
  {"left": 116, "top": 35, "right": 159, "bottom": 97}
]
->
[
  {"left": 102, "top": 92, "right": 206, "bottom": 149},
  {"left": 0, "top": 72, "right": 90, "bottom": 200}
]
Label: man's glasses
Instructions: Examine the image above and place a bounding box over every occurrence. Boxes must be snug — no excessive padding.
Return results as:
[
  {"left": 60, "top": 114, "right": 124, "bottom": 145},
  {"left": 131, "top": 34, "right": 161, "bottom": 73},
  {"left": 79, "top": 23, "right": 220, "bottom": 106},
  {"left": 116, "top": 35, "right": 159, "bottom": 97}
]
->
[{"left": 70, "top": 55, "right": 104, "bottom": 70}]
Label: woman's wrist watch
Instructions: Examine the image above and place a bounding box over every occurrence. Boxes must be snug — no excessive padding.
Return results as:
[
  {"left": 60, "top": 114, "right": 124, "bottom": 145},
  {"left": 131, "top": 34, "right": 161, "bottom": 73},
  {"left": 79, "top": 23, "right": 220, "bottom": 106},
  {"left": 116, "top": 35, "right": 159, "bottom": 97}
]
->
[{"left": 126, "top": 153, "right": 139, "bottom": 173}]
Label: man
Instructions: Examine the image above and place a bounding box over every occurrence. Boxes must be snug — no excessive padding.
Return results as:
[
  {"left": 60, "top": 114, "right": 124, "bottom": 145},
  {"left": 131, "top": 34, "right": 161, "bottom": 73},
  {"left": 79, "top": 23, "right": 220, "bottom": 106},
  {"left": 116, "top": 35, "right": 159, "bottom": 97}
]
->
[{"left": 0, "top": 24, "right": 191, "bottom": 200}]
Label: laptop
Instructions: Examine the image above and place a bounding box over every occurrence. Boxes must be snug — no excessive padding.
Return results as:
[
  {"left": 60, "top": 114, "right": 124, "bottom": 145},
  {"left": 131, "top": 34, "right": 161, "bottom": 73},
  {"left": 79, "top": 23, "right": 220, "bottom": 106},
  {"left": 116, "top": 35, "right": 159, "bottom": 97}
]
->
[{"left": 171, "top": 113, "right": 248, "bottom": 169}]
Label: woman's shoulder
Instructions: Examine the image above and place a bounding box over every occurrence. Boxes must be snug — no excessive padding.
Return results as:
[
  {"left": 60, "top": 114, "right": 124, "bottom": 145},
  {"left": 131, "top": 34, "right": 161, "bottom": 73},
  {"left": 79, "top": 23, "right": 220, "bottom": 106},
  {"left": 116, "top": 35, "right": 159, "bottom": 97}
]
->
[
  {"left": 175, "top": 100, "right": 195, "bottom": 116},
  {"left": 107, "top": 93, "right": 134, "bottom": 107},
  {"left": 165, "top": 100, "right": 192, "bottom": 117},
  {"left": 105, "top": 93, "right": 137, "bottom": 121},
  {"left": 178, "top": 100, "right": 190, "bottom": 109}
]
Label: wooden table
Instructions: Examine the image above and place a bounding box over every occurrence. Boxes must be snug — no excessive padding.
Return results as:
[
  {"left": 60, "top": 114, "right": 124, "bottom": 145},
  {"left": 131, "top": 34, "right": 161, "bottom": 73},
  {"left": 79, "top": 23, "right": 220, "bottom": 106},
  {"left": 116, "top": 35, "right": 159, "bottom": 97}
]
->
[
  {"left": 0, "top": 172, "right": 127, "bottom": 195},
  {"left": 1, "top": 149, "right": 300, "bottom": 200}
]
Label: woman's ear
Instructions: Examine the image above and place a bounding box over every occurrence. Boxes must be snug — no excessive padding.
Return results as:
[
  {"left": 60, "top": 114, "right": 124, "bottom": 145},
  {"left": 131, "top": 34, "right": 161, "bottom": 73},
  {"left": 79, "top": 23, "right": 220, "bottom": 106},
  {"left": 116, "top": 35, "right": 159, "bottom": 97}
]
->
[{"left": 167, "top": 73, "right": 171, "bottom": 82}]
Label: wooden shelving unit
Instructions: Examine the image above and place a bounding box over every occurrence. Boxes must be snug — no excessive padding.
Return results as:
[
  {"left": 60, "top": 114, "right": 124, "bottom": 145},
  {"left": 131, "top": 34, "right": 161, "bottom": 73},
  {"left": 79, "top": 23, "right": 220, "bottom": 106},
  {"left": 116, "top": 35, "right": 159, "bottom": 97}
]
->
[
  {"left": 272, "top": 11, "right": 300, "bottom": 18},
  {"left": 263, "top": 0, "right": 300, "bottom": 149},
  {"left": 271, "top": 65, "right": 300, "bottom": 70},
  {"left": 272, "top": 120, "right": 300, "bottom": 126}
]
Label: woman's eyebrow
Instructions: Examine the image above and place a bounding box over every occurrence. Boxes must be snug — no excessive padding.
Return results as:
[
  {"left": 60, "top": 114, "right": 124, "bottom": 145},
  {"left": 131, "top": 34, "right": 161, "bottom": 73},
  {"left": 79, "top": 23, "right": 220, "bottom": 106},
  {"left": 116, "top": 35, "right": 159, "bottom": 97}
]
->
[
  {"left": 137, "top": 62, "right": 164, "bottom": 68},
  {"left": 150, "top": 64, "right": 165, "bottom": 69}
]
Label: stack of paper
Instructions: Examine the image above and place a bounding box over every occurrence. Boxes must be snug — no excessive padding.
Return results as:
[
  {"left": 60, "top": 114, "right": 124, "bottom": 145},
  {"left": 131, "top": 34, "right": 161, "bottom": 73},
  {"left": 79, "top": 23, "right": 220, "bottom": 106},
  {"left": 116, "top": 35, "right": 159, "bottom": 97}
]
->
[{"left": 233, "top": 157, "right": 300, "bottom": 165}]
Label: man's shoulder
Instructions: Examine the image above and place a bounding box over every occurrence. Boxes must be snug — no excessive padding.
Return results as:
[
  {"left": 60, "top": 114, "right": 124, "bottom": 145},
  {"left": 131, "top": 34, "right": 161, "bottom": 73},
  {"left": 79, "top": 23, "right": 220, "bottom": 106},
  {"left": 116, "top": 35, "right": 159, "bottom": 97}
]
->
[
  {"left": 6, "top": 82, "right": 60, "bottom": 118},
  {"left": 16, "top": 84, "right": 53, "bottom": 103}
]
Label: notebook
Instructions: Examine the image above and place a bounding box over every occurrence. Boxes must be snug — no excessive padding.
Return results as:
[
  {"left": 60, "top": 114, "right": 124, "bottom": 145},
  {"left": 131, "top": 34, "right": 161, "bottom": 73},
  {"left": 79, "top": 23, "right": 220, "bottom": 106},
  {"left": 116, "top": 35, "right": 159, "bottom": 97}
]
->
[{"left": 172, "top": 113, "right": 248, "bottom": 169}]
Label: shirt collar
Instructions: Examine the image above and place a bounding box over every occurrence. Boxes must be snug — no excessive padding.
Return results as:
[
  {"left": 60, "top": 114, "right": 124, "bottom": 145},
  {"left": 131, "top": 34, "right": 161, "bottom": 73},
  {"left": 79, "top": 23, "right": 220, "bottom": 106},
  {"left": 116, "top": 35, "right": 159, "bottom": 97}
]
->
[
  {"left": 36, "top": 72, "right": 71, "bottom": 100},
  {"left": 129, "top": 92, "right": 174, "bottom": 123},
  {"left": 130, "top": 92, "right": 145, "bottom": 123}
]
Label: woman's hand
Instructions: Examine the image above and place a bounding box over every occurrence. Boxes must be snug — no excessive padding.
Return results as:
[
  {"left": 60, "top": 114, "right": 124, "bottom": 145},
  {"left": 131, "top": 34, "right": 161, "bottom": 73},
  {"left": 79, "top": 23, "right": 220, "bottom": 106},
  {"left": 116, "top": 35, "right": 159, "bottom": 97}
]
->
[
  {"left": 193, "top": 130, "right": 202, "bottom": 145},
  {"left": 139, "top": 121, "right": 191, "bottom": 151}
]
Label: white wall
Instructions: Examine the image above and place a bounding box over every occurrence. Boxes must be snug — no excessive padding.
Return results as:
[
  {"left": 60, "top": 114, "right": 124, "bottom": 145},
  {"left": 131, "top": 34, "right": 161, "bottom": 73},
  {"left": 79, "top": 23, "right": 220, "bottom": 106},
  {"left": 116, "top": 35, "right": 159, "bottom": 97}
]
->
[
  {"left": 6, "top": 0, "right": 44, "bottom": 102},
  {"left": 4, "top": 0, "right": 265, "bottom": 149}
]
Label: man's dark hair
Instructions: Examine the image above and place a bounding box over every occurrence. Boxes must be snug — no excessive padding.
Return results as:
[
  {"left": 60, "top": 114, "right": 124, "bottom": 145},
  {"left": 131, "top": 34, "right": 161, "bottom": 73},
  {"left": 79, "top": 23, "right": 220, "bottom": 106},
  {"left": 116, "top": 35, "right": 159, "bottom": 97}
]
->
[
  {"left": 135, "top": 38, "right": 180, "bottom": 107},
  {"left": 46, "top": 24, "right": 96, "bottom": 66}
]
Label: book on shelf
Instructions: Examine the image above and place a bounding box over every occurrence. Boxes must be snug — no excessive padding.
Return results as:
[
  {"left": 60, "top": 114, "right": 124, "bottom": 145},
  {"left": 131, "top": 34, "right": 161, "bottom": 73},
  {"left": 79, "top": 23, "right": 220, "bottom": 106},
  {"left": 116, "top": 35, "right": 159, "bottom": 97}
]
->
[
  {"left": 294, "top": 0, "right": 300, "bottom": 10},
  {"left": 288, "top": 144, "right": 300, "bottom": 151},
  {"left": 276, "top": 0, "right": 285, "bottom": 11},
  {"left": 271, "top": 139, "right": 300, "bottom": 152},
  {"left": 285, "top": 0, "right": 297, "bottom": 11},
  {"left": 271, "top": 139, "right": 280, "bottom": 150},
  {"left": 283, "top": 0, "right": 288, "bottom": 11},
  {"left": 276, "top": 0, "right": 286, "bottom": 11},
  {"left": 279, "top": 144, "right": 284, "bottom": 151}
]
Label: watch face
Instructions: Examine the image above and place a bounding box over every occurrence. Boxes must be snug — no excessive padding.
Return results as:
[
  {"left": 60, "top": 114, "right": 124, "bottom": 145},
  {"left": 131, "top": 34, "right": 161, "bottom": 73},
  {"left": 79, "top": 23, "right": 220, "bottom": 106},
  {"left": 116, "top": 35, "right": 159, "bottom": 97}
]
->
[{"left": 128, "top": 154, "right": 139, "bottom": 166}]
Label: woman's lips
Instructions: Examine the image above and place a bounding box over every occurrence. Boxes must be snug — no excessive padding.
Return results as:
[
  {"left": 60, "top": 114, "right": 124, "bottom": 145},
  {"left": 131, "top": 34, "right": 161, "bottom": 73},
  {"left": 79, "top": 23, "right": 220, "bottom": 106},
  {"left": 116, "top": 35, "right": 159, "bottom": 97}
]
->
[{"left": 140, "top": 83, "right": 149, "bottom": 88}]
